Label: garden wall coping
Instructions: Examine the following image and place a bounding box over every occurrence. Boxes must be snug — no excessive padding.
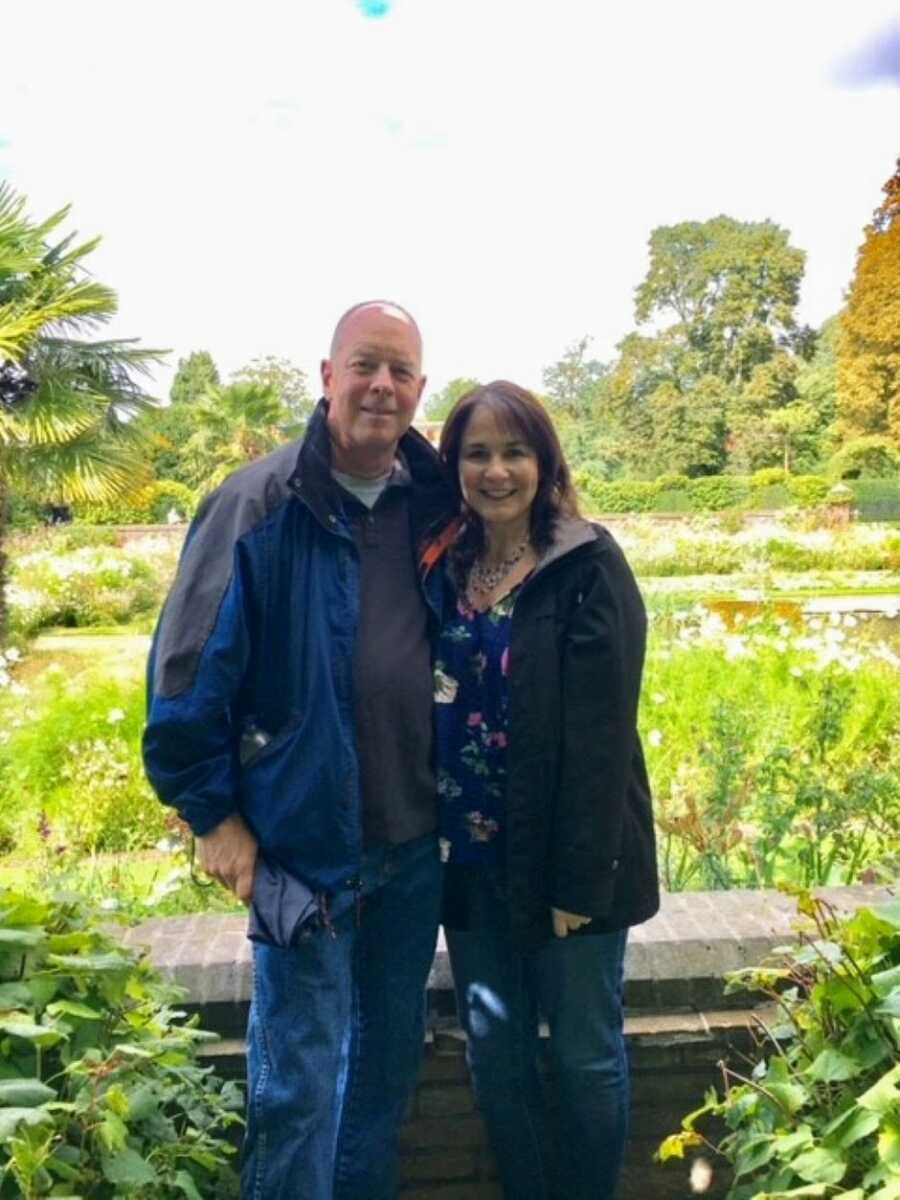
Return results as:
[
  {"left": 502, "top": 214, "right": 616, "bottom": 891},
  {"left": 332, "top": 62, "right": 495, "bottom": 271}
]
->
[{"left": 119, "top": 884, "right": 893, "bottom": 1021}]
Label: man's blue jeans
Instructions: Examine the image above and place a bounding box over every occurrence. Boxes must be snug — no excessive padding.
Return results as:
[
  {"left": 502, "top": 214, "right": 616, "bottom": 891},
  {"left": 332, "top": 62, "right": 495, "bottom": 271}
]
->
[
  {"left": 445, "top": 869, "right": 629, "bottom": 1200},
  {"left": 241, "top": 832, "right": 441, "bottom": 1200}
]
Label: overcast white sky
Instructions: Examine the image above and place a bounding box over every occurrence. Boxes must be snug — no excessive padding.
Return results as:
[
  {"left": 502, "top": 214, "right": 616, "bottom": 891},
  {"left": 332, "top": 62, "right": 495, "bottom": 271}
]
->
[{"left": 1, "top": 0, "right": 898, "bottom": 404}]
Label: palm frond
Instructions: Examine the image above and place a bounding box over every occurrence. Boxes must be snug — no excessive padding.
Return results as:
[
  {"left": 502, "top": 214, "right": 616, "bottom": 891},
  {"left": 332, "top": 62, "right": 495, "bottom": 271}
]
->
[{"left": 4, "top": 435, "right": 152, "bottom": 503}]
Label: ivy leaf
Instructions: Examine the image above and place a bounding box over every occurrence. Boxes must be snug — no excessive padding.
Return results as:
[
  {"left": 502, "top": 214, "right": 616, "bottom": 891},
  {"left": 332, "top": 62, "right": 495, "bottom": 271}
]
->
[
  {"left": 858, "top": 1064, "right": 900, "bottom": 1114},
  {"left": 0, "top": 1105, "right": 52, "bottom": 1139},
  {"left": 766, "top": 1079, "right": 810, "bottom": 1115},
  {"left": 656, "top": 1130, "right": 704, "bottom": 1161},
  {"left": 822, "top": 1105, "right": 880, "bottom": 1149},
  {"left": 174, "top": 1169, "right": 204, "bottom": 1200},
  {"left": 735, "top": 1133, "right": 777, "bottom": 1177},
  {"left": 806, "top": 1048, "right": 862, "bottom": 1083},
  {"left": 0, "top": 1078, "right": 56, "bottom": 1107},
  {"left": 45, "top": 1000, "right": 103, "bottom": 1021},
  {"left": 0, "top": 928, "right": 45, "bottom": 948},
  {"left": 871, "top": 964, "right": 900, "bottom": 997},
  {"left": 48, "top": 951, "right": 133, "bottom": 973},
  {"left": 100, "top": 1146, "right": 158, "bottom": 1187},
  {"left": 0, "top": 1016, "right": 66, "bottom": 1048},
  {"left": 878, "top": 1118, "right": 900, "bottom": 1168},
  {"left": 791, "top": 1145, "right": 846, "bottom": 1184},
  {"left": 873, "top": 989, "right": 900, "bottom": 1018}
]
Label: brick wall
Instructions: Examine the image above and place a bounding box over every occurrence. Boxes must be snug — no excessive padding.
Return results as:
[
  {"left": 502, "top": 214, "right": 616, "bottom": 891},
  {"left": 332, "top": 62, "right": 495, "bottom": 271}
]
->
[{"left": 121, "top": 886, "right": 891, "bottom": 1198}]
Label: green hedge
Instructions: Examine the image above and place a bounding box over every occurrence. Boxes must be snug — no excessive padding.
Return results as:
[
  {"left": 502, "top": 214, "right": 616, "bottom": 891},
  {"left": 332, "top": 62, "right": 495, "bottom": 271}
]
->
[
  {"left": 574, "top": 471, "right": 900, "bottom": 518},
  {"left": 75, "top": 479, "right": 198, "bottom": 525}
]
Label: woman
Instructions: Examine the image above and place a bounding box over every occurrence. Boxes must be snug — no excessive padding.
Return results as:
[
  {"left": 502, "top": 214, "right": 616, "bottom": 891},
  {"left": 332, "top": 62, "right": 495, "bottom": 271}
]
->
[{"left": 427, "top": 382, "right": 658, "bottom": 1199}]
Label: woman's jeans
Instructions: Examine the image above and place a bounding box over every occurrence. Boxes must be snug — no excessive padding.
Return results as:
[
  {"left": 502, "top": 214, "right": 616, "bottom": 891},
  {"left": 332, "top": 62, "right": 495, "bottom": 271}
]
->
[
  {"left": 446, "top": 870, "right": 629, "bottom": 1200},
  {"left": 241, "top": 832, "right": 441, "bottom": 1200}
]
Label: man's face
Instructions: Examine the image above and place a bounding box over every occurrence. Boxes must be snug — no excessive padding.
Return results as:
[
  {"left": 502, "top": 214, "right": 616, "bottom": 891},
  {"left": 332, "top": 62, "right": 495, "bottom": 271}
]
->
[{"left": 321, "top": 306, "right": 426, "bottom": 461}]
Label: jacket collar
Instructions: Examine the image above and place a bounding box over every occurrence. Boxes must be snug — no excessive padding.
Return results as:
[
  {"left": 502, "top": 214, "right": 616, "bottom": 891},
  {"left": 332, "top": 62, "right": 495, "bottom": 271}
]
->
[
  {"left": 530, "top": 515, "right": 599, "bottom": 579},
  {"left": 287, "top": 398, "right": 452, "bottom": 537}
]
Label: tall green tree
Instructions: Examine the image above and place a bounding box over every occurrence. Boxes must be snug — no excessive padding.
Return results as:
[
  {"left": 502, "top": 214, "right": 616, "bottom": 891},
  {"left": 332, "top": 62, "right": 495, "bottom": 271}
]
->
[
  {"left": 542, "top": 337, "right": 609, "bottom": 420},
  {"left": 604, "top": 215, "right": 811, "bottom": 475},
  {"left": 424, "top": 377, "right": 480, "bottom": 421},
  {"left": 0, "top": 183, "right": 163, "bottom": 635},
  {"left": 170, "top": 350, "right": 219, "bottom": 406},
  {"left": 836, "top": 159, "right": 900, "bottom": 447}
]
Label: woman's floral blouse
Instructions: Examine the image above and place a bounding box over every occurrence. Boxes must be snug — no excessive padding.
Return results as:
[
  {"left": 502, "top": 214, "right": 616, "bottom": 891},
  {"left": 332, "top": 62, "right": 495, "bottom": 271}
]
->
[{"left": 434, "top": 586, "right": 518, "bottom": 866}]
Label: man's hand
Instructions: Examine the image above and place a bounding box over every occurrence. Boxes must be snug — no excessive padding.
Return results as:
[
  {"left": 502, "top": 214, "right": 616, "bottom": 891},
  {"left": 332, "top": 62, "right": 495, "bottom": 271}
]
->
[
  {"left": 196, "top": 814, "right": 258, "bottom": 905},
  {"left": 551, "top": 908, "right": 592, "bottom": 938}
]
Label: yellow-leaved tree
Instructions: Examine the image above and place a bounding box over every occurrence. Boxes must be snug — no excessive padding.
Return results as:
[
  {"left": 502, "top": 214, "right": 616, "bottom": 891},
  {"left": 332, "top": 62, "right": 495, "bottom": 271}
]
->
[{"left": 836, "top": 159, "right": 900, "bottom": 447}]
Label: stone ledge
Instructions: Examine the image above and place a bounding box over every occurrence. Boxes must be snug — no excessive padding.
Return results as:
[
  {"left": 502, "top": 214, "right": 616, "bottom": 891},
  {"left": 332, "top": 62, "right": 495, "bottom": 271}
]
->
[{"left": 118, "top": 884, "right": 892, "bottom": 1020}]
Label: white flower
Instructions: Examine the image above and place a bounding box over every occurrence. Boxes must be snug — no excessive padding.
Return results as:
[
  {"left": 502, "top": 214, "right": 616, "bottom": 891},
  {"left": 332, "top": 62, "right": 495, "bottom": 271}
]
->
[
  {"left": 648, "top": 729, "right": 664, "bottom": 748},
  {"left": 789, "top": 666, "right": 804, "bottom": 678},
  {"left": 843, "top": 614, "right": 858, "bottom": 628},
  {"left": 724, "top": 635, "right": 749, "bottom": 661},
  {"left": 4, "top": 648, "right": 21, "bottom": 662},
  {"left": 106, "top": 708, "right": 126, "bottom": 724},
  {"left": 773, "top": 639, "right": 788, "bottom": 653},
  {"left": 9, "top": 683, "right": 28, "bottom": 697},
  {"left": 651, "top": 692, "right": 667, "bottom": 705},
  {"left": 155, "top": 836, "right": 181, "bottom": 853},
  {"left": 99, "top": 898, "right": 120, "bottom": 911}
]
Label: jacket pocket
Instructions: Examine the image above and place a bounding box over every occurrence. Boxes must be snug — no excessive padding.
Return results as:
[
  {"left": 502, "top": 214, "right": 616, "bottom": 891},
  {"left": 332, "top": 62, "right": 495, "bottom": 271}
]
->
[{"left": 239, "top": 710, "right": 303, "bottom": 769}]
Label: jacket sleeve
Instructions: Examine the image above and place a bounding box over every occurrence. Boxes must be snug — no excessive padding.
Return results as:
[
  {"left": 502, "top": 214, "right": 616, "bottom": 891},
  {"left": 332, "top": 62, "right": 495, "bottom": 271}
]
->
[
  {"left": 547, "top": 543, "right": 647, "bottom": 919},
  {"left": 142, "top": 490, "right": 253, "bottom": 836}
]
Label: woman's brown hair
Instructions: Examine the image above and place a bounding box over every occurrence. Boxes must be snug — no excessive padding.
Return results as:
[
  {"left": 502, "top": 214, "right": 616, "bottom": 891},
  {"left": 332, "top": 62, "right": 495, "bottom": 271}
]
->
[{"left": 438, "top": 381, "right": 579, "bottom": 582}]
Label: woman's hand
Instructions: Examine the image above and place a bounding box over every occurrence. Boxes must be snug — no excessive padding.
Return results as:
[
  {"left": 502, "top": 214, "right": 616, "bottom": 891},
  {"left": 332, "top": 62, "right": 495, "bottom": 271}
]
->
[{"left": 551, "top": 907, "right": 592, "bottom": 938}]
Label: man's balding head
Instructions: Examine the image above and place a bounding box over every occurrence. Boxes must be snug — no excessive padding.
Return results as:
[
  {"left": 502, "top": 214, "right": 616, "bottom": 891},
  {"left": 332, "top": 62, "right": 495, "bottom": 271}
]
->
[
  {"left": 321, "top": 300, "right": 427, "bottom": 477},
  {"left": 329, "top": 300, "right": 422, "bottom": 362}
]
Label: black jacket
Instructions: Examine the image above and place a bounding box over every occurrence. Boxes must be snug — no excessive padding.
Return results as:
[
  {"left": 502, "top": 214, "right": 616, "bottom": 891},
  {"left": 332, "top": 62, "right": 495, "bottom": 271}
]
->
[{"left": 446, "top": 516, "right": 659, "bottom": 946}]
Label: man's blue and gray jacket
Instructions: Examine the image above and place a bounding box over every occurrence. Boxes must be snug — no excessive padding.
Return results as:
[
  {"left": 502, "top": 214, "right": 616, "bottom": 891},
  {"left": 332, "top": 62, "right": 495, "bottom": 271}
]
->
[{"left": 142, "top": 401, "right": 451, "bottom": 916}]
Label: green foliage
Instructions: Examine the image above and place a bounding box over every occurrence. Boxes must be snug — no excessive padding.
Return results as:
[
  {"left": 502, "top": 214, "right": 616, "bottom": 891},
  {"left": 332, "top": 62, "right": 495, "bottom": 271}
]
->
[
  {"left": 658, "top": 894, "right": 900, "bottom": 1199},
  {"left": 645, "top": 609, "right": 900, "bottom": 891},
  {"left": 851, "top": 480, "right": 900, "bottom": 522},
  {"left": 0, "top": 886, "right": 242, "bottom": 1197},
  {"left": 183, "top": 380, "right": 289, "bottom": 493},
  {"left": 6, "top": 542, "right": 169, "bottom": 635},
  {"left": 541, "top": 337, "right": 609, "bottom": 420},
  {"left": 77, "top": 480, "right": 198, "bottom": 525},
  {"left": 572, "top": 473, "right": 661, "bottom": 513},
  {"left": 829, "top": 438, "right": 900, "bottom": 481},
  {"left": 424, "top": 377, "right": 480, "bottom": 421},
  {"left": 169, "top": 351, "right": 219, "bottom": 407},
  {"left": 787, "top": 476, "right": 831, "bottom": 508},
  {"left": 686, "top": 476, "right": 751, "bottom": 512},
  {"left": 231, "top": 355, "right": 313, "bottom": 432},
  {"left": 0, "top": 670, "right": 168, "bottom": 856}
]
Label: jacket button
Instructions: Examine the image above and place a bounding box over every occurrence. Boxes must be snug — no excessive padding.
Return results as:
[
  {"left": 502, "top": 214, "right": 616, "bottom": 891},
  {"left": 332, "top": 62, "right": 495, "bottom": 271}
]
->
[
  {"left": 328, "top": 514, "right": 337, "bottom": 525},
  {"left": 344, "top": 876, "right": 360, "bottom": 889},
  {"left": 611, "top": 859, "right": 620, "bottom": 870}
]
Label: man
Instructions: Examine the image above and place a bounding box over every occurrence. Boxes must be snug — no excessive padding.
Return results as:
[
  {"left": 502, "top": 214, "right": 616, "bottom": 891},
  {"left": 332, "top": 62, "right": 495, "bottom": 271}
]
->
[{"left": 143, "top": 302, "right": 451, "bottom": 1199}]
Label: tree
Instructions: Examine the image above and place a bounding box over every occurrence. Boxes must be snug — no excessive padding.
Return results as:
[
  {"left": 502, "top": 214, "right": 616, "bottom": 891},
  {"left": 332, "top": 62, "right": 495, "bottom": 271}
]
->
[
  {"left": 0, "top": 183, "right": 163, "bottom": 635},
  {"left": 231, "top": 355, "right": 314, "bottom": 432},
  {"left": 836, "top": 159, "right": 900, "bottom": 447},
  {"left": 542, "top": 337, "right": 609, "bottom": 420},
  {"left": 184, "top": 380, "right": 288, "bottom": 493},
  {"left": 170, "top": 350, "right": 219, "bottom": 406},
  {"left": 424, "top": 377, "right": 479, "bottom": 421},
  {"left": 635, "top": 216, "right": 809, "bottom": 384}
]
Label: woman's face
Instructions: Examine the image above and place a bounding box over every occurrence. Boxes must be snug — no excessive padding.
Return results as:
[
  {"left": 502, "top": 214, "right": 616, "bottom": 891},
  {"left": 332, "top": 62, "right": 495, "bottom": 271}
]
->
[{"left": 458, "top": 405, "right": 540, "bottom": 533}]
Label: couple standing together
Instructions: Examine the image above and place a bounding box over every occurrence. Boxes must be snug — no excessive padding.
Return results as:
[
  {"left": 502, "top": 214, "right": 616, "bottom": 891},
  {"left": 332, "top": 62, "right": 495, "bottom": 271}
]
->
[{"left": 143, "top": 301, "right": 659, "bottom": 1200}]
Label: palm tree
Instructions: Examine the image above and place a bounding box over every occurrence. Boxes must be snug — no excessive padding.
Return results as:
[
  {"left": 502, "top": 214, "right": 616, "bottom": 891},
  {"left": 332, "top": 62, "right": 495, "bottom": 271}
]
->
[
  {"left": 0, "top": 182, "right": 165, "bottom": 636},
  {"left": 184, "top": 380, "right": 288, "bottom": 493}
]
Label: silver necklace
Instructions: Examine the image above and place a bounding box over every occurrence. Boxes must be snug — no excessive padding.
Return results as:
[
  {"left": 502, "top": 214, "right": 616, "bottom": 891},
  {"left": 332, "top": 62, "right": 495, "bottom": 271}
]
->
[{"left": 469, "top": 539, "right": 529, "bottom": 595}]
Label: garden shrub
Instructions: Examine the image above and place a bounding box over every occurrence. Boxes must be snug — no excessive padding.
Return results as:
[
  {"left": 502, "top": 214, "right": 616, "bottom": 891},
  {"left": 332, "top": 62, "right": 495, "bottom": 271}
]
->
[
  {"left": 6, "top": 544, "right": 166, "bottom": 636},
  {"left": 687, "top": 476, "right": 751, "bottom": 511},
  {"left": 751, "top": 483, "right": 793, "bottom": 511},
  {"left": 787, "top": 474, "right": 830, "bottom": 508},
  {"left": 650, "top": 488, "right": 693, "bottom": 513},
  {"left": 655, "top": 473, "right": 692, "bottom": 492},
  {"left": 828, "top": 435, "right": 900, "bottom": 480},
  {"left": 0, "top": 671, "right": 168, "bottom": 856},
  {"left": 658, "top": 893, "right": 900, "bottom": 1199},
  {"left": 851, "top": 479, "right": 900, "bottom": 522},
  {"left": 76, "top": 479, "right": 198, "bottom": 526},
  {"left": 750, "top": 467, "right": 787, "bottom": 490},
  {"left": 0, "top": 886, "right": 242, "bottom": 1196}
]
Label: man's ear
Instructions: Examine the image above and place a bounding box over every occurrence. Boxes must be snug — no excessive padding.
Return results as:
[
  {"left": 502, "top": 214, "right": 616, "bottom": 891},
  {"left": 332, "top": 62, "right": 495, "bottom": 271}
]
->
[
  {"left": 416, "top": 375, "right": 427, "bottom": 404},
  {"left": 320, "top": 358, "right": 332, "bottom": 398}
]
